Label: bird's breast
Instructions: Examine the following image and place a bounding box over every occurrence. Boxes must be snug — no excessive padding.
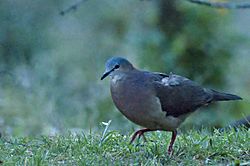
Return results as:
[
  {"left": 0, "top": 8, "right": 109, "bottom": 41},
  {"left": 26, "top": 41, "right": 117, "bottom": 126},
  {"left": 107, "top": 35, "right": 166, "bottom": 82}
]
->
[
  {"left": 109, "top": 75, "right": 185, "bottom": 131},
  {"left": 111, "top": 78, "right": 150, "bottom": 110},
  {"left": 111, "top": 80, "right": 151, "bottom": 112}
]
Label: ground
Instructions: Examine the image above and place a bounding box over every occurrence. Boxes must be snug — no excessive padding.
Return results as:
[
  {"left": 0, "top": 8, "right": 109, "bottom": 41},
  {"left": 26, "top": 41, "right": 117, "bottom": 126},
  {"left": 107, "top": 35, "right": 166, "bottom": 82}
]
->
[{"left": 0, "top": 128, "right": 249, "bottom": 165}]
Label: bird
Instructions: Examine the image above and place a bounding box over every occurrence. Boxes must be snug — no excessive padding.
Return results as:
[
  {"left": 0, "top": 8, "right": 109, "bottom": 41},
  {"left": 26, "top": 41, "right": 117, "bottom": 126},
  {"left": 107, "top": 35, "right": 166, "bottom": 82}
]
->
[{"left": 100, "top": 56, "right": 242, "bottom": 154}]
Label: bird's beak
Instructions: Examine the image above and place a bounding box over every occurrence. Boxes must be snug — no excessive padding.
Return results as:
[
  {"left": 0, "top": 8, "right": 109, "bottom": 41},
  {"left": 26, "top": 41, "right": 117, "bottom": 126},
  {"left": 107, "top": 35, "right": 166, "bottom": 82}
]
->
[
  {"left": 100, "top": 70, "right": 112, "bottom": 80},
  {"left": 101, "top": 66, "right": 118, "bottom": 80}
]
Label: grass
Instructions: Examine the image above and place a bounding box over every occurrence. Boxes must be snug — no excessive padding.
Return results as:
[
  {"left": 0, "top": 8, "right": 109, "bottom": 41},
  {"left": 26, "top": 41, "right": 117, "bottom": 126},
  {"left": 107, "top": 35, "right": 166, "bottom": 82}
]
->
[{"left": 0, "top": 127, "right": 249, "bottom": 165}]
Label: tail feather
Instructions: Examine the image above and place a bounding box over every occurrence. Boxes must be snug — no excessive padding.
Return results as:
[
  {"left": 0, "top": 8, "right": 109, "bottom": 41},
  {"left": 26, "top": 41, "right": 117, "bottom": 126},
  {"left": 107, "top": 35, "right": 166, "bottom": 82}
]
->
[{"left": 211, "top": 89, "right": 242, "bottom": 101}]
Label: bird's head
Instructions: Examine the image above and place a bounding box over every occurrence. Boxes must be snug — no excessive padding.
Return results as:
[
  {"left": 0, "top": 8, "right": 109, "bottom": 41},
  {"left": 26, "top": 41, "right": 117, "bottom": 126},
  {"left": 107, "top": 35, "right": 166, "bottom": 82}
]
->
[{"left": 101, "top": 57, "right": 134, "bottom": 80}]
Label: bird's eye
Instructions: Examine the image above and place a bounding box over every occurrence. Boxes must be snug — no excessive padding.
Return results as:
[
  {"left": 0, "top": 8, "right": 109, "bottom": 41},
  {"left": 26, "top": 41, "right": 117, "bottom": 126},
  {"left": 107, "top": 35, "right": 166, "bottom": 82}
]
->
[{"left": 114, "top": 64, "right": 120, "bottom": 69}]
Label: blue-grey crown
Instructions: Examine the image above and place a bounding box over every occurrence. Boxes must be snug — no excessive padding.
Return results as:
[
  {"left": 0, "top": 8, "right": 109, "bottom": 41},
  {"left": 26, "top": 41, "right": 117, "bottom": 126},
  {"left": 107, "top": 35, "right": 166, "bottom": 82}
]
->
[{"left": 105, "top": 57, "right": 133, "bottom": 70}]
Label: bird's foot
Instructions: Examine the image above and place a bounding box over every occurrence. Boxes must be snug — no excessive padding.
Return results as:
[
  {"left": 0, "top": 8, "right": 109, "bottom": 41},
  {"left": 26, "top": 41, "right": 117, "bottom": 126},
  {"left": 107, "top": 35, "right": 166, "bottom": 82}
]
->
[
  {"left": 130, "top": 128, "right": 153, "bottom": 144},
  {"left": 167, "top": 145, "right": 174, "bottom": 155},
  {"left": 167, "top": 130, "right": 177, "bottom": 155}
]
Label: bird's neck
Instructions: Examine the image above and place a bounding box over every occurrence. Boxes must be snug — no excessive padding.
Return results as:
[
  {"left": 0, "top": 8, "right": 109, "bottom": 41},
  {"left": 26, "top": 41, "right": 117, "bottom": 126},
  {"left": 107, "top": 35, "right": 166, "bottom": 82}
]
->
[
  {"left": 110, "top": 72, "right": 127, "bottom": 84},
  {"left": 110, "top": 69, "right": 139, "bottom": 85}
]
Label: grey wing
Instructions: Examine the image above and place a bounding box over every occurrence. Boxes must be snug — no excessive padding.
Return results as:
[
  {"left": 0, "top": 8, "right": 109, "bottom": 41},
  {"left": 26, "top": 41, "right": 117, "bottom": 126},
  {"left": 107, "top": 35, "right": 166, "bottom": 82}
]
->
[{"left": 152, "top": 73, "right": 213, "bottom": 117}]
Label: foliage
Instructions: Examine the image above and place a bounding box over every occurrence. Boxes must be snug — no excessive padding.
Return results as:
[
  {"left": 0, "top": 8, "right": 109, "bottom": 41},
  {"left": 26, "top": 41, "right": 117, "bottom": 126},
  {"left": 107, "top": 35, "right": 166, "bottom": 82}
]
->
[{"left": 0, "top": 0, "right": 249, "bottom": 136}]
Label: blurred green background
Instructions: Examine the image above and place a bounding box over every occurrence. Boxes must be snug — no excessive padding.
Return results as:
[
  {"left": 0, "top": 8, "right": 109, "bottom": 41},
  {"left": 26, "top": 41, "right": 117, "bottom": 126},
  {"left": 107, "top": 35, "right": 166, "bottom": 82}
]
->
[{"left": 0, "top": 0, "right": 249, "bottom": 136}]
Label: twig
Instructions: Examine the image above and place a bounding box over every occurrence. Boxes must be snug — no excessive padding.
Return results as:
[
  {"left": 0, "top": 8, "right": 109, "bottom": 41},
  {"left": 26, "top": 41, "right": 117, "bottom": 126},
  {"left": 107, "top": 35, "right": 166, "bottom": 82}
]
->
[
  {"left": 59, "top": 0, "right": 88, "bottom": 16},
  {"left": 219, "top": 115, "right": 250, "bottom": 132},
  {"left": 99, "top": 120, "right": 112, "bottom": 146},
  {"left": 59, "top": 0, "right": 250, "bottom": 16},
  {"left": 188, "top": 0, "right": 250, "bottom": 9}
]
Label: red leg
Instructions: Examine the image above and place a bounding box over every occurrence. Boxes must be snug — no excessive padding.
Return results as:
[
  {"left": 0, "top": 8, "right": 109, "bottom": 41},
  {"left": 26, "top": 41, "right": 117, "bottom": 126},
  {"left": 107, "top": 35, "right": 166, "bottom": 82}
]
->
[
  {"left": 168, "top": 130, "right": 177, "bottom": 155},
  {"left": 130, "top": 128, "right": 154, "bottom": 144}
]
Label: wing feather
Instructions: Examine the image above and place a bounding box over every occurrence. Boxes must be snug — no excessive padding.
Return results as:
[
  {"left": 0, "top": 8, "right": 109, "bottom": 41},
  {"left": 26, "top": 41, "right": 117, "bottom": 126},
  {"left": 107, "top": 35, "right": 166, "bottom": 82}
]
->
[{"left": 152, "top": 73, "right": 213, "bottom": 117}]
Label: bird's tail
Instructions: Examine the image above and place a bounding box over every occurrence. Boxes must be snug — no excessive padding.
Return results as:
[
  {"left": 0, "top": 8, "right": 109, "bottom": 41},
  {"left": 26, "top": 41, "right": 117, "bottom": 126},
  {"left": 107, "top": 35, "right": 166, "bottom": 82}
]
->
[{"left": 211, "top": 89, "right": 242, "bottom": 101}]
